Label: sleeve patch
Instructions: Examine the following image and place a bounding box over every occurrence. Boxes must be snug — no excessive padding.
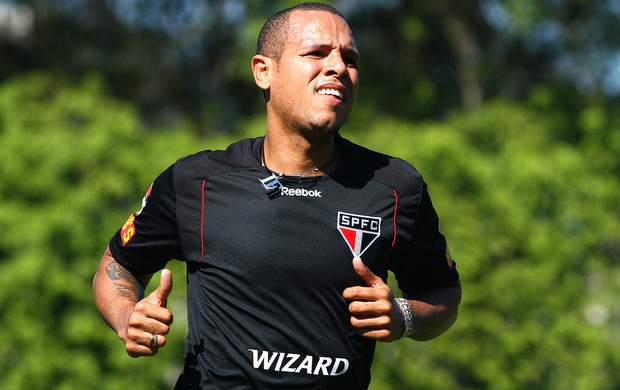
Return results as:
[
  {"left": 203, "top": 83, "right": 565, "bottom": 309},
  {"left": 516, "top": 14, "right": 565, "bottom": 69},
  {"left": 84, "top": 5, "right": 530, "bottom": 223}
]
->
[
  {"left": 446, "top": 245, "right": 454, "bottom": 268},
  {"left": 120, "top": 214, "right": 136, "bottom": 245}
]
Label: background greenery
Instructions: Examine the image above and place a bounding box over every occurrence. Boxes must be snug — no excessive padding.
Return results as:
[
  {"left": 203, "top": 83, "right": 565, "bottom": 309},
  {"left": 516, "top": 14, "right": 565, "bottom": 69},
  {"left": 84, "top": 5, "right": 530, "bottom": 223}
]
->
[{"left": 0, "top": 0, "right": 618, "bottom": 389}]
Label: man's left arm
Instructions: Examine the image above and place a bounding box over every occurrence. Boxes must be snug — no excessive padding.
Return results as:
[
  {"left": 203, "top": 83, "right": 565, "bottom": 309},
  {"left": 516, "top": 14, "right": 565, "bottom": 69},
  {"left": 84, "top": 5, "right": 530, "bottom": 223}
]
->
[
  {"left": 401, "top": 280, "right": 461, "bottom": 341},
  {"left": 343, "top": 257, "right": 461, "bottom": 342}
]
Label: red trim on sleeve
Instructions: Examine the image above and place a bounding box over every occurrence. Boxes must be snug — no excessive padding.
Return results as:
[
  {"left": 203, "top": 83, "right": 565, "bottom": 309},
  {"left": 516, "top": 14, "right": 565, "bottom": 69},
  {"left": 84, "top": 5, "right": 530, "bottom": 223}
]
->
[
  {"left": 201, "top": 179, "right": 206, "bottom": 259},
  {"left": 384, "top": 188, "right": 399, "bottom": 264}
]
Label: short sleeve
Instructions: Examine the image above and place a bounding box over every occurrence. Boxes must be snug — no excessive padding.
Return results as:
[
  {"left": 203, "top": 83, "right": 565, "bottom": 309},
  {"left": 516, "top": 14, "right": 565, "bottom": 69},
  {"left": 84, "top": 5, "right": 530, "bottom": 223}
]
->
[
  {"left": 389, "top": 182, "right": 459, "bottom": 293},
  {"left": 109, "top": 164, "right": 182, "bottom": 274}
]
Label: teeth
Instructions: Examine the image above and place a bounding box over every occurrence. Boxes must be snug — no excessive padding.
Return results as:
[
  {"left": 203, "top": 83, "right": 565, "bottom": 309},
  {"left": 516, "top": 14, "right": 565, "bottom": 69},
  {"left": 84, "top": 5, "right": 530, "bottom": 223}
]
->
[{"left": 318, "top": 88, "right": 343, "bottom": 99}]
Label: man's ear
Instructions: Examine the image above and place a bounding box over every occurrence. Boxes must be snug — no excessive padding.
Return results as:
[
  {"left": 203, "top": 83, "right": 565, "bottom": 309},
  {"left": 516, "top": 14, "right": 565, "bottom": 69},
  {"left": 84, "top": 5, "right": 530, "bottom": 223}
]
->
[{"left": 252, "top": 55, "right": 272, "bottom": 90}]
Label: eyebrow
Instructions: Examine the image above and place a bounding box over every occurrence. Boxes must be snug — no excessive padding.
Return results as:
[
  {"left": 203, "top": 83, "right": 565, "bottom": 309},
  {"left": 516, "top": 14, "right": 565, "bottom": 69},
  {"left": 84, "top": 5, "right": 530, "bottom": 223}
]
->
[
  {"left": 301, "top": 43, "right": 360, "bottom": 60},
  {"left": 342, "top": 47, "right": 360, "bottom": 62}
]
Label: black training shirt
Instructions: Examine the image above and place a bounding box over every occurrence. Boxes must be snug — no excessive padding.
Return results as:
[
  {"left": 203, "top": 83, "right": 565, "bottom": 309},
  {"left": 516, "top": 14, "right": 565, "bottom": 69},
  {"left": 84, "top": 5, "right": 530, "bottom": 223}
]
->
[{"left": 109, "top": 136, "right": 458, "bottom": 389}]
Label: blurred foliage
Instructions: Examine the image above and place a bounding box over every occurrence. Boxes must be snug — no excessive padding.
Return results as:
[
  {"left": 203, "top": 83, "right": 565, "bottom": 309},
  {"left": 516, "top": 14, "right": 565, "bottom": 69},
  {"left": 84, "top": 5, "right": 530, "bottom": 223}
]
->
[
  {"left": 1, "top": 0, "right": 619, "bottom": 132},
  {"left": 1, "top": 0, "right": 619, "bottom": 389},
  {"left": 352, "top": 102, "right": 620, "bottom": 389},
  {"left": 1, "top": 70, "right": 618, "bottom": 389},
  {"left": 0, "top": 72, "right": 197, "bottom": 389}
]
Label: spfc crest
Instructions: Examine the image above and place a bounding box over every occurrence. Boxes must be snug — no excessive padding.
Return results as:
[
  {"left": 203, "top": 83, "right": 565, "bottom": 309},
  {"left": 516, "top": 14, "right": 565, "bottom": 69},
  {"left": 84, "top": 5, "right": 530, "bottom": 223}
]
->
[{"left": 337, "top": 212, "right": 381, "bottom": 257}]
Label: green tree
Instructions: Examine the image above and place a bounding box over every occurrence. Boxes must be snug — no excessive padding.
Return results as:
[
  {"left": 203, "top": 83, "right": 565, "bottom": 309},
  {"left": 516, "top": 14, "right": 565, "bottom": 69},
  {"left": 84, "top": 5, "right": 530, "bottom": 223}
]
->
[
  {"left": 0, "top": 72, "right": 204, "bottom": 389},
  {"left": 346, "top": 101, "right": 620, "bottom": 389},
  {"left": 1, "top": 62, "right": 618, "bottom": 390},
  {"left": 3, "top": 0, "right": 619, "bottom": 132}
]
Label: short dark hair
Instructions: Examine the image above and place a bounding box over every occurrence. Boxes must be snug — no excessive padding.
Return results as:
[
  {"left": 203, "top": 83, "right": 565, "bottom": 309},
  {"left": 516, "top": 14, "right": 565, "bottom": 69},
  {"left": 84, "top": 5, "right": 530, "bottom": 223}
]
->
[{"left": 256, "top": 2, "right": 344, "bottom": 60}]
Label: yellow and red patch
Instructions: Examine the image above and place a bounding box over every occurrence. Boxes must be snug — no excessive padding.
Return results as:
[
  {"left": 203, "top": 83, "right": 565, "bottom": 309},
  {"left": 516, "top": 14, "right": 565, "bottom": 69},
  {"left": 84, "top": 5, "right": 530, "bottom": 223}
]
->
[
  {"left": 445, "top": 245, "right": 455, "bottom": 268},
  {"left": 120, "top": 214, "right": 136, "bottom": 245}
]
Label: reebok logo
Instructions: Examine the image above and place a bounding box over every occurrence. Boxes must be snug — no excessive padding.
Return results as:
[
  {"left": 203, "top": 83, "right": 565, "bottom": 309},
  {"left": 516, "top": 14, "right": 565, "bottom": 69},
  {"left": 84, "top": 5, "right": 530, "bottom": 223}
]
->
[
  {"left": 280, "top": 187, "right": 322, "bottom": 198},
  {"left": 258, "top": 174, "right": 322, "bottom": 198}
]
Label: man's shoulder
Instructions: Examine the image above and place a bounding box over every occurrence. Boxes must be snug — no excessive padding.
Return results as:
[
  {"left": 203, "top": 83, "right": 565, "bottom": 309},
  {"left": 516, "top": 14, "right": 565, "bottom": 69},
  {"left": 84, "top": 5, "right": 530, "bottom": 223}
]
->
[
  {"left": 340, "top": 136, "right": 426, "bottom": 213},
  {"left": 341, "top": 136, "right": 423, "bottom": 185},
  {"left": 172, "top": 137, "right": 260, "bottom": 179}
]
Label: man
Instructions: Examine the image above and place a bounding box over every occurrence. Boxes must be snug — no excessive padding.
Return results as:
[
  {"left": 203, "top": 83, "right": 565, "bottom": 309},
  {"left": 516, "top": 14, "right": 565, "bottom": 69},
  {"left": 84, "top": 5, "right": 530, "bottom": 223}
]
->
[{"left": 93, "top": 3, "right": 461, "bottom": 389}]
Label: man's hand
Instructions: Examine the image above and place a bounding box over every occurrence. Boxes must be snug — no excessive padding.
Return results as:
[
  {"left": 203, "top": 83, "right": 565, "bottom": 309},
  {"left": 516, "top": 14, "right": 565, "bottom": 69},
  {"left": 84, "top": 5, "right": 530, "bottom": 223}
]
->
[
  {"left": 124, "top": 269, "right": 174, "bottom": 357},
  {"left": 342, "top": 258, "right": 404, "bottom": 342}
]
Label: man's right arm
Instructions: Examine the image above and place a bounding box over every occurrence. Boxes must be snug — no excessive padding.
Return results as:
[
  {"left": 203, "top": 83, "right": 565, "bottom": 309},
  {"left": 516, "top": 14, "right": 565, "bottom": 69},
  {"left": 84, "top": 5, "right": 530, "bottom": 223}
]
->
[{"left": 93, "top": 246, "right": 173, "bottom": 357}]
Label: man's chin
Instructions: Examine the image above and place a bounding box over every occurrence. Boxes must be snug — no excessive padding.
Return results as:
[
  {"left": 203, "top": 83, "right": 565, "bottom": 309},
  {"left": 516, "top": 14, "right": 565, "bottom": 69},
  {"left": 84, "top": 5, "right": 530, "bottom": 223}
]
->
[
  {"left": 309, "top": 116, "right": 348, "bottom": 135},
  {"left": 314, "top": 125, "right": 340, "bottom": 135}
]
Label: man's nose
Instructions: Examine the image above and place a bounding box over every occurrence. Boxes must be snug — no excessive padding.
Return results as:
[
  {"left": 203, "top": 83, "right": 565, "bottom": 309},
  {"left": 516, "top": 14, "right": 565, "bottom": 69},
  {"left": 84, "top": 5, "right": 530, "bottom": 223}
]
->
[{"left": 324, "top": 51, "right": 347, "bottom": 76}]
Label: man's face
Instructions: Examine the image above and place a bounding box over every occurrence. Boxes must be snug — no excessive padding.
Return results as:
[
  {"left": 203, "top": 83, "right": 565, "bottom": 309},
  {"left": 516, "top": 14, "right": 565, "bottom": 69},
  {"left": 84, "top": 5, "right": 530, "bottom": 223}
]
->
[{"left": 267, "top": 10, "right": 360, "bottom": 135}]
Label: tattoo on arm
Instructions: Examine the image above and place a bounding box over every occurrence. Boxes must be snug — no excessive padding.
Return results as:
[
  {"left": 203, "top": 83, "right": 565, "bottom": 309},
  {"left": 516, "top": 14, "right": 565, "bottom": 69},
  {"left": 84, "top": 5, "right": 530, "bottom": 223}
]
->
[{"left": 105, "top": 262, "right": 144, "bottom": 303}]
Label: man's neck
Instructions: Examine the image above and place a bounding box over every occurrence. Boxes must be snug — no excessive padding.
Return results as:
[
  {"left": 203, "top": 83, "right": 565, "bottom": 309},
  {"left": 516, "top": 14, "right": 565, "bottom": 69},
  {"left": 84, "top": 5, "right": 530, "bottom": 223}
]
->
[{"left": 262, "top": 129, "right": 341, "bottom": 177}]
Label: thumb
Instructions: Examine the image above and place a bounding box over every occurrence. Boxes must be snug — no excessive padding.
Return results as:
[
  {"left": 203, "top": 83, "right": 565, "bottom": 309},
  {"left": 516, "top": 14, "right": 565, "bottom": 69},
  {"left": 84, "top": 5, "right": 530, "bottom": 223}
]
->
[
  {"left": 352, "top": 257, "right": 384, "bottom": 288},
  {"left": 150, "top": 269, "right": 173, "bottom": 308}
]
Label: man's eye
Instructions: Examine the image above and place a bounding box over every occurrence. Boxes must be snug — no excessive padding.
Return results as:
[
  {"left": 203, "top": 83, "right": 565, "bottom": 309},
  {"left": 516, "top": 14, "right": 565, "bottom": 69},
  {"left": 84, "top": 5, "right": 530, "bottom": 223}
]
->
[{"left": 345, "top": 57, "right": 359, "bottom": 68}]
